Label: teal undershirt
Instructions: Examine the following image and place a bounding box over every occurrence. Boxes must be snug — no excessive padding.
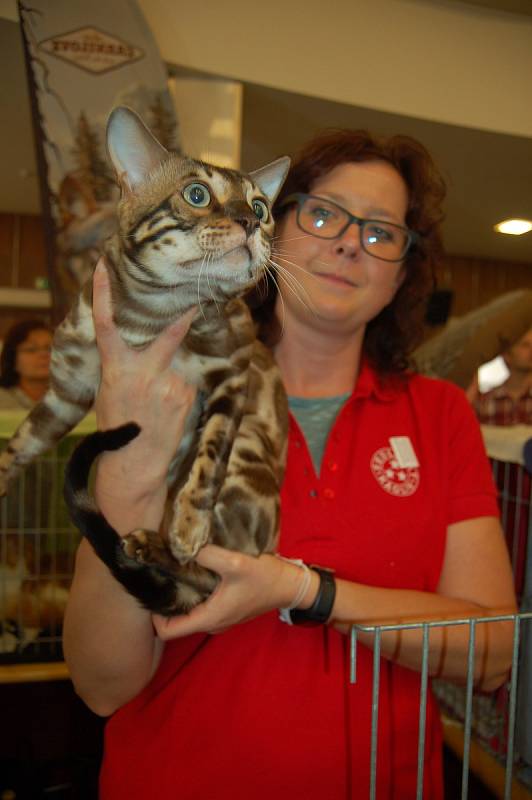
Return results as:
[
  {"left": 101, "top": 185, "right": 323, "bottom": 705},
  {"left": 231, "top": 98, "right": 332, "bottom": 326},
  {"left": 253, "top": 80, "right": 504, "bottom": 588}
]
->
[{"left": 288, "top": 394, "right": 350, "bottom": 475}]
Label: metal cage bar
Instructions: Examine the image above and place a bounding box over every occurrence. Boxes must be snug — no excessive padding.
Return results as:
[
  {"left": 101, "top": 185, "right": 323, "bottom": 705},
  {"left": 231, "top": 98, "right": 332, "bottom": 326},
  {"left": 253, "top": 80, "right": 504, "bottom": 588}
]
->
[{"left": 351, "top": 611, "right": 532, "bottom": 798}]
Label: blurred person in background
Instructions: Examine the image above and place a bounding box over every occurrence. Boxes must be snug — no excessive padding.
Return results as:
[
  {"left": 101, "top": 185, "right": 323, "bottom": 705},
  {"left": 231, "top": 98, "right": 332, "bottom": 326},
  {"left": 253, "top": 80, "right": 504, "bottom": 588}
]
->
[
  {"left": 475, "top": 326, "right": 532, "bottom": 426},
  {"left": 0, "top": 319, "right": 53, "bottom": 410}
]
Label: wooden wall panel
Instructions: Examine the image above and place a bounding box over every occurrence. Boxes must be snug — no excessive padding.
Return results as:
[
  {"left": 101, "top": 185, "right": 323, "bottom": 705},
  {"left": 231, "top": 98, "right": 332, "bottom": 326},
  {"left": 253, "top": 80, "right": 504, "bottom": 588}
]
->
[
  {"left": 0, "top": 213, "right": 48, "bottom": 290},
  {"left": 0, "top": 213, "right": 50, "bottom": 340},
  {"left": 0, "top": 214, "right": 16, "bottom": 284},
  {"left": 435, "top": 255, "right": 532, "bottom": 318},
  {"left": 19, "top": 214, "right": 48, "bottom": 289}
]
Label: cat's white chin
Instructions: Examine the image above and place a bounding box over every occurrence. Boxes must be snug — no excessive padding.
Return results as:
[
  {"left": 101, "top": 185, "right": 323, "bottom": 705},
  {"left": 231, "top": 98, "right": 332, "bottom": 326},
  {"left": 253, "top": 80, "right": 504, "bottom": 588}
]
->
[{"left": 208, "top": 246, "right": 255, "bottom": 277}]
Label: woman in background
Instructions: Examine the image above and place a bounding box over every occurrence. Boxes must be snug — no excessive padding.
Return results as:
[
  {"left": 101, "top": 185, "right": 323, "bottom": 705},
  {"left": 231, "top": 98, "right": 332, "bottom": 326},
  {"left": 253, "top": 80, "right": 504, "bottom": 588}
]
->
[{"left": 0, "top": 319, "right": 52, "bottom": 410}]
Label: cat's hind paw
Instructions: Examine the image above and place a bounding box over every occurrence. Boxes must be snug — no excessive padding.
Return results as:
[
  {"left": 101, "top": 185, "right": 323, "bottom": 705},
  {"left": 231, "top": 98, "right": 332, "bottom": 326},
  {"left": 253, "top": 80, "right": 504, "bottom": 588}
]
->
[{"left": 121, "top": 529, "right": 181, "bottom": 574}]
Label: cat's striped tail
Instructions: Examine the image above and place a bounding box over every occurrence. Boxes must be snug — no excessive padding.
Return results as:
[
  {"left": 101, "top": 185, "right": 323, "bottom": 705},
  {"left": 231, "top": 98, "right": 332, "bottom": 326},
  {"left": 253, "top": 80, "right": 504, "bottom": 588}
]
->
[
  {"left": 63, "top": 423, "right": 141, "bottom": 572},
  {"left": 63, "top": 423, "right": 196, "bottom": 615}
]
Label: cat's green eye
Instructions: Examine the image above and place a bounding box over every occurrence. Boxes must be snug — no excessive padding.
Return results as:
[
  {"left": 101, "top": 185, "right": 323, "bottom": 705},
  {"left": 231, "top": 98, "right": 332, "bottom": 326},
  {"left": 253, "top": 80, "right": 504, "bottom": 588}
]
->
[
  {"left": 252, "top": 199, "right": 269, "bottom": 222},
  {"left": 183, "top": 183, "right": 211, "bottom": 208}
]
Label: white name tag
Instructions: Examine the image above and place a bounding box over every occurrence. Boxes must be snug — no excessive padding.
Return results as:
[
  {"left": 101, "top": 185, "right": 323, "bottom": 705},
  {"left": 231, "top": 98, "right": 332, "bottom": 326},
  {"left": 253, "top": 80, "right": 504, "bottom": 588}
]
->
[{"left": 389, "top": 436, "right": 419, "bottom": 469}]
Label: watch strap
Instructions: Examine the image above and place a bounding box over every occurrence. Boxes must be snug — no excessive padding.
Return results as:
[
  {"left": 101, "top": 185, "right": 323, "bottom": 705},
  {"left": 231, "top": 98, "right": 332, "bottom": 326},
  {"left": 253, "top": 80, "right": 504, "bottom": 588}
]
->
[{"left": 289, "top": 566, "right": 336, "bottom": 626}]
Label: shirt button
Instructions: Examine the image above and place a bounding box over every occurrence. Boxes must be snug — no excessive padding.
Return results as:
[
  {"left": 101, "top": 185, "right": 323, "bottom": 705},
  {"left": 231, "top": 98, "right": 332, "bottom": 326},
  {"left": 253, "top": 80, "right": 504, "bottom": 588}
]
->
[
  {"left": 323, "top": 488, "right": 335, "bottom": 499},
  {"left": 328, "top": 461, "right": 338, "bottom": 472},
  {"left": 309, "top": 489, "right": 318, "bottom": 498}
]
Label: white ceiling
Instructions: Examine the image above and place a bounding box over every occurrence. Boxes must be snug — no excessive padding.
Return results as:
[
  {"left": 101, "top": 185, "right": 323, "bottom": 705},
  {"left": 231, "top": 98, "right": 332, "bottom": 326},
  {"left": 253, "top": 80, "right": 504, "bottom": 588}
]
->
[{"left": 2, "top": 12, "right": 532, "bottom": 268}]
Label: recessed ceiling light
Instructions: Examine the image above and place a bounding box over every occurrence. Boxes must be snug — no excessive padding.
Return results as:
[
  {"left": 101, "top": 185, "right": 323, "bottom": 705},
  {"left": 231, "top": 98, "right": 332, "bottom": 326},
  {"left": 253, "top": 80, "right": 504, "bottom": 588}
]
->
[{"left": 494, "top": 219, "right": 532, "bottom": 236}]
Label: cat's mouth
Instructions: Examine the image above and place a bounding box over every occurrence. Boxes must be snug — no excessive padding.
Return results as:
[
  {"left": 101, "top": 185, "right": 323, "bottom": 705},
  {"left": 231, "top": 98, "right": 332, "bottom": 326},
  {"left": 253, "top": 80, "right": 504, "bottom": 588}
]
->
[{"left": 200, "top": 245, "right": 253, "bottom": 269}]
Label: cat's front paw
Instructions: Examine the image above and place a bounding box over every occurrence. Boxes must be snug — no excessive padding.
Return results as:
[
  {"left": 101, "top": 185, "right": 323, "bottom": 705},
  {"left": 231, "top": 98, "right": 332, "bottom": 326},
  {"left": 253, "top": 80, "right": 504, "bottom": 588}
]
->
[{"left": 168, "top": 497, "right": 211, "bottom": 564}]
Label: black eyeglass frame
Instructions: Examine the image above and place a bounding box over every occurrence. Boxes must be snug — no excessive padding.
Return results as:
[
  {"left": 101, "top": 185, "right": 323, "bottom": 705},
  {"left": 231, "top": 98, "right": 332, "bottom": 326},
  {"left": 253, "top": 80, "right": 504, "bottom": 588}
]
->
[{"left": 280, "top": 192, "right": 419, "bottom": 263}]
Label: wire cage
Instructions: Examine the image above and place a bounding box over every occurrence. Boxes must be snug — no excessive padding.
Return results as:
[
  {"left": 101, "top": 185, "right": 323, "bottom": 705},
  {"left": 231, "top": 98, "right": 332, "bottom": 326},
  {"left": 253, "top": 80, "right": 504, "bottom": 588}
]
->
[
  {"left": 432, "top": 431, "right": 532, "bottom": 798},
  {"left": 351, "top": 610, "right": 532, "bottom": 800},
  {"left": 0, "top": 412, "right": 96, "bottom": 663},
  {"left": 0, "top": 412, "right": 531, "bottom": 796}
]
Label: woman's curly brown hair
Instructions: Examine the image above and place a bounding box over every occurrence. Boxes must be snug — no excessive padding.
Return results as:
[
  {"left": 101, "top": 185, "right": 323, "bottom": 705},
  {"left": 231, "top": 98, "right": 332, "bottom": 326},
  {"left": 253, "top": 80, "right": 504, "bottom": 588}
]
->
[{"left": 247, "top": 129, "right": 446, "bottom": 375}]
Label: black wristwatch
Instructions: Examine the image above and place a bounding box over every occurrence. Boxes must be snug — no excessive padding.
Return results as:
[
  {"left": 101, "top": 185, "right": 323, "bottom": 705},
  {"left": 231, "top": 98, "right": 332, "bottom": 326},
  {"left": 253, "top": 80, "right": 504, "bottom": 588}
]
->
[{"left": 289, "top": 566, "right": 336, "bottom": 626}]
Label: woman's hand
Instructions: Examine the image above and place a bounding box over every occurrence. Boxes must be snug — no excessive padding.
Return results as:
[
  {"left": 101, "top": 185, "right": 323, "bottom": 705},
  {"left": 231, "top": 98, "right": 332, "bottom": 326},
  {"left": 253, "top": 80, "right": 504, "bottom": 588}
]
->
[
  {"left": 92, "top": 257, "right": 197, "bottom": 532},
  {"left": 152, "top": 545, "right": 318, "bottom": 639},
  {"left": 93, "top": 257, "right": 197, "bottom": 481}
]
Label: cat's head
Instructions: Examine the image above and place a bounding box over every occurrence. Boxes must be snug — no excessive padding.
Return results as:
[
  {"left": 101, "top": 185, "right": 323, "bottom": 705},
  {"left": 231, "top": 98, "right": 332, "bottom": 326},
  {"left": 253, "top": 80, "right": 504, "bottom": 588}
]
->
[{"left": 106, "top": 106, "right": 289, "bottom": 299}]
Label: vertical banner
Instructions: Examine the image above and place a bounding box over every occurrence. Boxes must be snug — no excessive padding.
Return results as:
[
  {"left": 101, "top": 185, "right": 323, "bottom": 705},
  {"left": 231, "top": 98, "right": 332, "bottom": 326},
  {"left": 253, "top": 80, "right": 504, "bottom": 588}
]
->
[{"left": 18, "top": 0, "right": 179, "bottom": 320}]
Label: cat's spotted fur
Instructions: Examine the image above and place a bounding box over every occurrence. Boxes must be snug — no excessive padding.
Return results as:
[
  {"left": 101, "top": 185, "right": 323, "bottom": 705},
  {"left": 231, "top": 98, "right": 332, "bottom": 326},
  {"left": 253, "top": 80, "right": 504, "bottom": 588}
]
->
[{"left": 0, "top": 107, "right": 289, "bottom": 615}]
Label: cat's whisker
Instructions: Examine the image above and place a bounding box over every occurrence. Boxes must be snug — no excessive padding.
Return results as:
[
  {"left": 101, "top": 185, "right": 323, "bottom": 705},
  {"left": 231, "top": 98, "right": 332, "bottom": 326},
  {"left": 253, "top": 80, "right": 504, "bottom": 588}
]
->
[
  {"left": 197, "top": 254, "right": 208, "bottom": 321},
  {"left": 272, "top": 252, "right": 318, "bottom": 280},
  {"left": 253, "top": 267, "right": 269, "bottom": 303},
  {"left": 206, "top": 254, "right": 221, "bottom": 314},
  {"left": 269, "top": 265, "right": 317, "bottom": 318},
  {"left": 271, "top": 261, "right": 311, "bottom": 307},
  {"left": 267, "top": 259, "right": 317, "bottom": 317},
  {"left": 205, "top": 252, "right": 216, "bottom": 313},
  {"left": 271, "top": 234, "right": 311, "bottom": 243},
  {"left": 264, "top": 266, "right": 286, "bottom": 338},
  {"left": 257, "top": 269, "right": 271, "bottom": 302},
  {"left": 271, "top": 253, "right": 326, "bottom": 285},
  {"left": 270, "top": 248, "right": 309, "bottom": 263}
]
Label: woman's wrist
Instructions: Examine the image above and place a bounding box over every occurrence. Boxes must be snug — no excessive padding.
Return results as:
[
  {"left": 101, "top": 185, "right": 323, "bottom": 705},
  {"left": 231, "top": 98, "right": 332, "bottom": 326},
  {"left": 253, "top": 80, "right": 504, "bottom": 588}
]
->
[
  {"left": 275, "top": 556, "right": 320, "bottom": 610},
  {"left": 97, "top": 447, "right": 169, "bottom": 494},
  {"left": 297, "top": 568, "right": 320, "bottom": 609},
  {"left": 276, "top": 556, "right": 337, "bottom": 626},
  {"left": 95, "top": 453, "right": 168, "bottom": 537}
]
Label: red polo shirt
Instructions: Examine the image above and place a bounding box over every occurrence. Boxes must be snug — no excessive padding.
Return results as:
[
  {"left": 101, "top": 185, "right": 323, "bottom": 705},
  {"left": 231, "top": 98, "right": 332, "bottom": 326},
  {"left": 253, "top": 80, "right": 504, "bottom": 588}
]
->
[{"left": 100, "top": 364, "right": 498, "bottom": 800}]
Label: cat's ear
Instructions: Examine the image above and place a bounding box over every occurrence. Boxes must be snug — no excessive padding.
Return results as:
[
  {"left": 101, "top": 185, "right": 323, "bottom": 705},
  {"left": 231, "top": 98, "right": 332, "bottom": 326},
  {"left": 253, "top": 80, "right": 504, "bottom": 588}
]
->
[
  {"left": 107, "top": 106, "right": 168, "bottom": 193},
  {"left": 249, "top": 156, "right": 291, "bottom": 203}
]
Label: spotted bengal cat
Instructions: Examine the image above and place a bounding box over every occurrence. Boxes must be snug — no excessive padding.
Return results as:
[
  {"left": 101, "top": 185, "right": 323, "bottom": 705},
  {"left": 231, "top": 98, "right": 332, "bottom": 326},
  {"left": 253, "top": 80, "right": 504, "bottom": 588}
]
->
[{"left": 0, "top": 106, "right": 289, "bottom": 615}]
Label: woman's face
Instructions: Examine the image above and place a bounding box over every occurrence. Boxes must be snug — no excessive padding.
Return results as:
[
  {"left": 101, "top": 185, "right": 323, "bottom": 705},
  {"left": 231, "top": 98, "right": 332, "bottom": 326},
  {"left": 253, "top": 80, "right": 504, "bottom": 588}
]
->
[
  {"left": 273, "top": 160, "right": 409, "bottom": 336},
  {"left": 15, "top": 328, "right": 52, "bottom": 383}
]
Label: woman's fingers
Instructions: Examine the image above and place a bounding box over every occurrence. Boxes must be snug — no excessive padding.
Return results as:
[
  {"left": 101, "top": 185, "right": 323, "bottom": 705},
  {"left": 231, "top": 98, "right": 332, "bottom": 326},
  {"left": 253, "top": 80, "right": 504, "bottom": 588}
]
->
[
  {"left": 150, "top": 547, "right": 286, "bottom": 641},
  {"left": 152, "top": 597, "right": 220, "bottom": 640},
  {"left": 151, "top": 548, "right": 245, "bottom": 639},
  {"left": 146, "top": 306, "right": 197, "bottom": 369},
  {"left": 194, "top": 544, "right": 244, "bottom": 574},
  {"left": 92, "top": 258, "right": 118, "bottom": 350}
]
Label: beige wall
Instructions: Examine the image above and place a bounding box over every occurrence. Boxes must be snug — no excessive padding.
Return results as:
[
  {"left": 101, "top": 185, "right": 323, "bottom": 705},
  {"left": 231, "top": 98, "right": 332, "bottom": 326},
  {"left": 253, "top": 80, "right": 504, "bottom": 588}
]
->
[
  {"left": 2, "top": 0, "right": 531, "bottom": 137},
  {"left": 139, "top": 0, "right": 532, "bottom": 138}
]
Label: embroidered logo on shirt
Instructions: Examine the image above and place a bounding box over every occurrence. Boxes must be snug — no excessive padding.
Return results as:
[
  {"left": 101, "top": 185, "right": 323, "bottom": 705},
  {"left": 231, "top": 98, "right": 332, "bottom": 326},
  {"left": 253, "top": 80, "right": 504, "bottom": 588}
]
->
[{"left": 370, "top": 446, "right": 420, "bottom": 497}]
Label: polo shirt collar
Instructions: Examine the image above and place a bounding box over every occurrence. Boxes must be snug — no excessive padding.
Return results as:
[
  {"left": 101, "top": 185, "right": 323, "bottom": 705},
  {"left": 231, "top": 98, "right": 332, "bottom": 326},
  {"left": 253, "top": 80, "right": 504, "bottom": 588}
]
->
[{"left": 350, "top": 360, "right": 402, "bottom": 403}]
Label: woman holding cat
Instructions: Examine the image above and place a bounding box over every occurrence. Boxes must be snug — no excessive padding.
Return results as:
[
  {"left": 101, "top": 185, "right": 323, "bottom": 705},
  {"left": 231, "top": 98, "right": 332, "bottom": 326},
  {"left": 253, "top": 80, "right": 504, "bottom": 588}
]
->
[{"left": 64, "top": 130, "right": 516, "bottom": 799}]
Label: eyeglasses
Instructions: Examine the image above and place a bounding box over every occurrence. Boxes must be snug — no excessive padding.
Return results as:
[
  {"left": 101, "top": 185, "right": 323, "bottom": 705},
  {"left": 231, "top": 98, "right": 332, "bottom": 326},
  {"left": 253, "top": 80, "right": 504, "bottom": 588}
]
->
[{"left": 280, "top": 193, "right": 418, "bottom": 262}]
